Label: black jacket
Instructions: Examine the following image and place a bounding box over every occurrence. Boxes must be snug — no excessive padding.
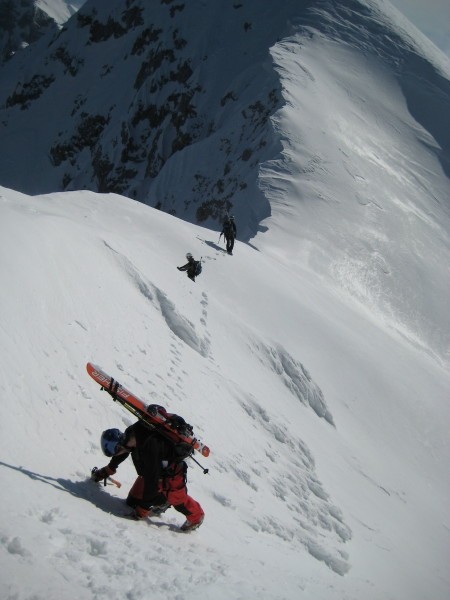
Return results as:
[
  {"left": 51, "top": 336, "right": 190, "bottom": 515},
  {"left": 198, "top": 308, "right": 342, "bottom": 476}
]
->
[
  {"left": 221, "top": 220, "right": 236, "bottom": 239},
  {"left": 178, "top": 258, "right": 197, "bottom": 279},
  {"left": 108, "top": 421, "right": 175, "bottom": 506}
]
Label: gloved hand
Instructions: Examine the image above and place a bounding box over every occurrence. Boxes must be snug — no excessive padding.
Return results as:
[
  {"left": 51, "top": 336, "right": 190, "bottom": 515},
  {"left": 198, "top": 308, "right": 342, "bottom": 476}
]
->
[
  {"left": 177, "top": 267, "right": 181, "bottom": 270},
  {"left": 91, "top": 465, "right": 116, "bottom": 483},
  {"left": 130, "top": 505, "right": 151, "bottom": 520}
]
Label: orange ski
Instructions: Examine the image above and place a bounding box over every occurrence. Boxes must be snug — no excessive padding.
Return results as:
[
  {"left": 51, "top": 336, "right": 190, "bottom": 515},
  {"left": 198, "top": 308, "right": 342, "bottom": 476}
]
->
[{"left": 86, "top": 362, "right": 210, "bottom": 458}]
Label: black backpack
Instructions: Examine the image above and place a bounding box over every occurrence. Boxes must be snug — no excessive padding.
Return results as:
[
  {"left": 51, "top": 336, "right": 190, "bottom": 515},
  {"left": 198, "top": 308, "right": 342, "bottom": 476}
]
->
[
  {"left": 147, "top": 405, "right": 195, "bottom": 460},
  {"left": 223, "top": 221, "right": 232, "bottom": 235},
  {"left": 194, "top": 260, "right": 202, "bottom": 276},
  {"left": 167, "top": 414, "right": 196, "bottom": 460}
]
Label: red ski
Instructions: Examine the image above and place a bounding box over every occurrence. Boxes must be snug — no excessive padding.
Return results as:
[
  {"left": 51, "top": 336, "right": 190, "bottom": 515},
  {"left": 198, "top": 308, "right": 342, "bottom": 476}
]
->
[{"left": 86, "top": 362, "right": 210, "bottom": 458}]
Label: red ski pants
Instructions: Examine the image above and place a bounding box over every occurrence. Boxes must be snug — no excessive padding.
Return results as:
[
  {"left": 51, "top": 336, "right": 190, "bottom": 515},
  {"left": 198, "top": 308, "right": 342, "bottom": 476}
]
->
[{"left": 128, "top": 464, "right": 204, "bottom": 525}]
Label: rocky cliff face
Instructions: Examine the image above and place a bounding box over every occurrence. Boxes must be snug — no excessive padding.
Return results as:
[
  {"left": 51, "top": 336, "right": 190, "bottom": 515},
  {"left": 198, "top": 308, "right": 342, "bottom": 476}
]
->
[
  {"left": 0, "top": 0, "right": 59, "bottom": 64},
  {"left": 0, "top": 0, "right": 293, "bottom": 233}
]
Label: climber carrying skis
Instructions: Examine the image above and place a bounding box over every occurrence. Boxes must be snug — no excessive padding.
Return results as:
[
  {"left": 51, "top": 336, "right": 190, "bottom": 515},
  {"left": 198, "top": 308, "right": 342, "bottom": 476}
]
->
[{"left": 92, "top": 413, "right": 205, "bottom": 532}]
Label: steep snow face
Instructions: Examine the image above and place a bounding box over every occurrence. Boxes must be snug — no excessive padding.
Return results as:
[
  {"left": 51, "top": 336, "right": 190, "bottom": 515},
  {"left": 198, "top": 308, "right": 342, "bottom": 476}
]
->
[
  {"left": 256, "top": 2, "right": 450, "bottom": 366},
  {"left": 0, "top": 186, "right": 449, "bottom": 600}
]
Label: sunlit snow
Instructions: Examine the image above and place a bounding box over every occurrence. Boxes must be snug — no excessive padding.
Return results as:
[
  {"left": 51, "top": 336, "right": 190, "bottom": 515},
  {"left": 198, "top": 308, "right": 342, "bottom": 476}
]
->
[{"left": 0, "top": 1, "right": 449, "bottom": 599}]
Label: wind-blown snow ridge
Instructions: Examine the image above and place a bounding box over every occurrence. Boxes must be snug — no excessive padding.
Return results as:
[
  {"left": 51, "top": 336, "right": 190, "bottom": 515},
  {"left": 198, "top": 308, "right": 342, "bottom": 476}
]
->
[
  {"left": 216, "top": 387, "right": 351, "bottom": 575},
  {"left": 297, "top": 0, "right": 450, "bottom": 177},
  {"left": 248, "top": 337, "right": 334, "bottom": 425},
  {"left": 263, "top": 22, "right": 450, "bottom": 365}
]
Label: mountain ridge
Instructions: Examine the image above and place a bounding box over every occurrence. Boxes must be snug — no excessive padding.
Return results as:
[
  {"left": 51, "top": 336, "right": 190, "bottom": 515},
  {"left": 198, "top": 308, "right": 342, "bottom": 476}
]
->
[{"left": 0, "top": 0, "right": 448, "bottom": 230}]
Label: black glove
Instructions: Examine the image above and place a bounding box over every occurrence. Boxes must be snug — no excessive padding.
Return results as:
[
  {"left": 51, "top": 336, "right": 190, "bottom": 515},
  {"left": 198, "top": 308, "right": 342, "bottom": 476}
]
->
[
  {"left": 177, "top": 267, "right": 181, "bottom": 270},
  {"left": 91, "top": 466, "right": 116, "bottom": 483}
]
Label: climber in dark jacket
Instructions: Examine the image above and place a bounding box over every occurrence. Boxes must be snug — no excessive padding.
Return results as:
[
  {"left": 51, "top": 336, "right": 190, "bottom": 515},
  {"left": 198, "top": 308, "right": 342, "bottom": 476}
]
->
[
  {"left": 221, "top": 216, "right": 237, "bottom": 255},
  {"left": 177, "top": 252, "right": 198, "bottom": 281},
  {"left": 92, "top": 419, "right": 204, "bottom": 532}
]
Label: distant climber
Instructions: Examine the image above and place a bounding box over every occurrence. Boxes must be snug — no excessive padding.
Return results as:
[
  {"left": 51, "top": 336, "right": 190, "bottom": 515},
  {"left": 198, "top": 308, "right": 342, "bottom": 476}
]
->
[
  {"left": 177, "top": 252, "right": 202, "bottom": 281},
  {"left": 220, "top": 215, "right": 237, "bottom": 255}
]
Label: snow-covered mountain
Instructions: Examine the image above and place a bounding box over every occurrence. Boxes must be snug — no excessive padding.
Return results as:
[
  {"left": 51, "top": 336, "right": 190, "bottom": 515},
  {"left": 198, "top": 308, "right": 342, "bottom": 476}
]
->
[
  {"left": 0, "top": 0, "right": 448, "bottom": 223},
  {"left": 0, "top": 2, "right": 449, "bottom": 597},
  {"left": 1, "top": 0, "right": 448, "bottom": 363}
]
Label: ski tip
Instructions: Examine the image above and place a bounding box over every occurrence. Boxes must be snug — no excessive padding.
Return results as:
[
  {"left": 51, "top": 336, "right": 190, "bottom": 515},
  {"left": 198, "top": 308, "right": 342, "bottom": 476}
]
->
[{"left": 86, "top": 362, "right": 102, "bottom": 374}]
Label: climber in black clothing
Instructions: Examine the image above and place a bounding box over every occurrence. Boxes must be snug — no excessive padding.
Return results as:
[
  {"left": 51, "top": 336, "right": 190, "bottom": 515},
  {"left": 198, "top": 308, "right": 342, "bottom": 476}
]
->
[
  {"left": 177, "top": 252, "right": 198, "bottom": 281},
  {"left": 221, "top": 215, "right": 237, "bottom": 255},
  {"left": 92, "top": 419, "right": 204, "bottom": 531}
]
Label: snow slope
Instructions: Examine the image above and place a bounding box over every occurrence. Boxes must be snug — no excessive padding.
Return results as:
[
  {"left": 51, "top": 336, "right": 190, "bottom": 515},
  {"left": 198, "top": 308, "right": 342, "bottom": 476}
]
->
[
  {"left": 0, "top": 1, "right": 449, "bottom": 598},
  {"left": 0, "top": 186, "right": 449, "bottom": 600},
  {"left": 261, "top": 20, "right": 450, "bottom": 370},
  {"left": 0, "top": 0, "right": 448, "bottom": 371}
]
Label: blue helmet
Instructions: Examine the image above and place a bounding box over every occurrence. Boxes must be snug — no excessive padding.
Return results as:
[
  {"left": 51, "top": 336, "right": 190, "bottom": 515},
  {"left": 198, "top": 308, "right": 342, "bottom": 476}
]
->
[{"left": 100, "top": 428, "right": 125, "bottom": 457}]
